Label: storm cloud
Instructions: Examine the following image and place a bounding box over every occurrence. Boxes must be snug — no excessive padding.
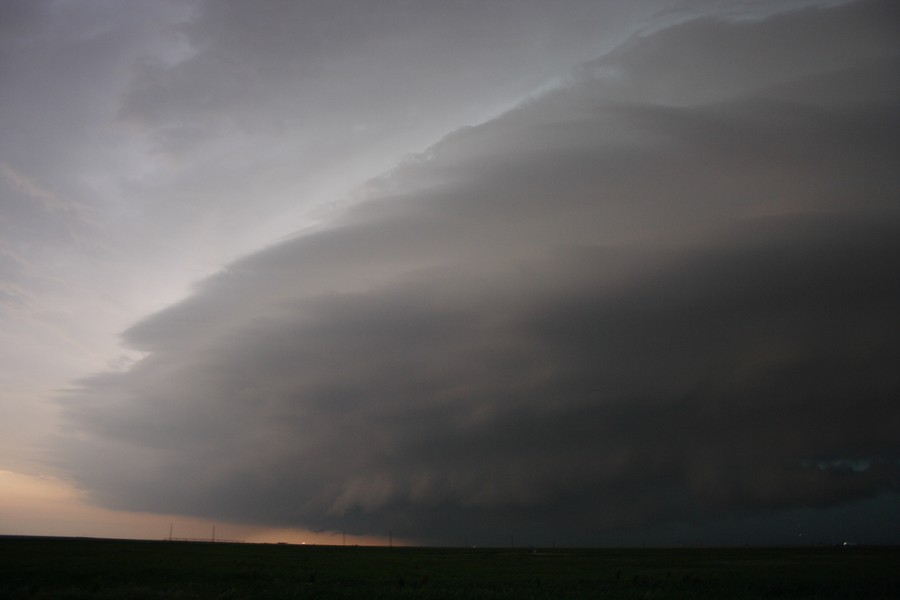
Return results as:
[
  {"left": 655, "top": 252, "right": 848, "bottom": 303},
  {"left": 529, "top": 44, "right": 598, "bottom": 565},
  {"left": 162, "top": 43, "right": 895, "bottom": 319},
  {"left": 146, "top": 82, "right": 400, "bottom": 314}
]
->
[{"left": 55, "top": 0, "right": 900, "bottom": 545}]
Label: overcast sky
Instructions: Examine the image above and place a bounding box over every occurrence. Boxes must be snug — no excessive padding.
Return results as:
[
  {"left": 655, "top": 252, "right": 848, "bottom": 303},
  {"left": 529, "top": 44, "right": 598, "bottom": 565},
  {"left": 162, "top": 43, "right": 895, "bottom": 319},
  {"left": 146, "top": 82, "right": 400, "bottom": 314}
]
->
[{"left": 2, "top": 0, "right": 899, "bottom": 546}]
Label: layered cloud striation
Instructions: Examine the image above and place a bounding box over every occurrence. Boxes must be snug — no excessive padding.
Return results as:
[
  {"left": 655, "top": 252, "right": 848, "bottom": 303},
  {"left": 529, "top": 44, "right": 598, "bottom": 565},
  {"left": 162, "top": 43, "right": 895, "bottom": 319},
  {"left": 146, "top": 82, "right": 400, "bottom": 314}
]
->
[{"left": 55, "top": 0, "right": 900, "bottom": 545}]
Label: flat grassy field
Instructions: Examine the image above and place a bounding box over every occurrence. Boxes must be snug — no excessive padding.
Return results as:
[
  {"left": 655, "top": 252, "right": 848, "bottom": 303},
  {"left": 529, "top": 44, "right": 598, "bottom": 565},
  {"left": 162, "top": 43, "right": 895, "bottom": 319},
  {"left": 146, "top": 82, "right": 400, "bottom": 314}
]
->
[{"left": 1, "top": 536, "right": 897, "bottom": 599}]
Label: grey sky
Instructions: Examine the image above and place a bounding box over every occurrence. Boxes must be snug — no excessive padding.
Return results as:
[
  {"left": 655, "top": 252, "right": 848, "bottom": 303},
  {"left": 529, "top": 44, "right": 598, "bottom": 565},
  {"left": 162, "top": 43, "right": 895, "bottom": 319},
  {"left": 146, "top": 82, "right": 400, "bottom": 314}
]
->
[
  {"left": 2, "top": 0, "right": 899, "bottom": 545},
  {"left": 1, "top": 0, "right": 665, "bottom": 471}
]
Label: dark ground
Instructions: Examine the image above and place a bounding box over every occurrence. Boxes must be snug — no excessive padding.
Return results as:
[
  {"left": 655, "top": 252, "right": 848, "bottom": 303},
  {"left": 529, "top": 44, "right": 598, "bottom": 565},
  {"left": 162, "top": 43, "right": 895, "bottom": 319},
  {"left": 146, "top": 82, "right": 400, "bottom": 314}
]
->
[{"left": 1, "top": 536, "right": 897, "bottom": 599}]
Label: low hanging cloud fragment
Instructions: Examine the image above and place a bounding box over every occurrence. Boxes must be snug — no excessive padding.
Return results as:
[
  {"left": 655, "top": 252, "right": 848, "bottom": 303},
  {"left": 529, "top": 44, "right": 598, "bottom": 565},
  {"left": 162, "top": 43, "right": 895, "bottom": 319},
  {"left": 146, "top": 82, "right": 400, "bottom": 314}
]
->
[{"left": 55, "top": 0, "right": 900, "bottom": 545}]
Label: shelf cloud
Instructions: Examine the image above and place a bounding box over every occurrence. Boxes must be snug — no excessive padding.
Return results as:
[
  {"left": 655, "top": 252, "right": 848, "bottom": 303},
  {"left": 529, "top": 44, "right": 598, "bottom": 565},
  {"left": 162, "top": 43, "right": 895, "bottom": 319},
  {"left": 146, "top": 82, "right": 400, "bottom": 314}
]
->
[{"left": 55, "top": 0, "right": 900, "bottom": 545}]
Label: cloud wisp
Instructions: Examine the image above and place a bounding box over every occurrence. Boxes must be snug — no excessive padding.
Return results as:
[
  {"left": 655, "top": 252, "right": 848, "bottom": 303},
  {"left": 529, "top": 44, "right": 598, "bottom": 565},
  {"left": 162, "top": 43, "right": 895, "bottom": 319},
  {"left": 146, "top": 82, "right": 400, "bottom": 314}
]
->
[{"left": 55, "top": 0, "right": 900, "bottom": 545}]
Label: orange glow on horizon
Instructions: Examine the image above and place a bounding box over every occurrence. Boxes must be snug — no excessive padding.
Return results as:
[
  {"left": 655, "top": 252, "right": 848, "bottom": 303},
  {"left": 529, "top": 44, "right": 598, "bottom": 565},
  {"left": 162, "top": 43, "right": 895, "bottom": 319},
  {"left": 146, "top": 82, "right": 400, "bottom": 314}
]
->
[{"left": 0, "top": 470, "right": 400, "bottom": 546}]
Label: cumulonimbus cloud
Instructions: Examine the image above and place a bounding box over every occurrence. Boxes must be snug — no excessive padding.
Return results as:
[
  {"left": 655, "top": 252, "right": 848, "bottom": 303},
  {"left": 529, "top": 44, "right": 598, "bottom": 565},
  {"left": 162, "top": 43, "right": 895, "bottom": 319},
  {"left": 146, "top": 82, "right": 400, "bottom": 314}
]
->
[{"left": 54, "top": 0, "right": 900, "bottom": 545}]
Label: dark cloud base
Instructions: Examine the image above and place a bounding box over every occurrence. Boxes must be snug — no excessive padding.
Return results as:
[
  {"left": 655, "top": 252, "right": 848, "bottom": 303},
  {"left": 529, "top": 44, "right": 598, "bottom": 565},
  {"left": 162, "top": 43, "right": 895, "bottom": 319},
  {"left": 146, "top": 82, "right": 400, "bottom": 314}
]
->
[{"left": 55, "top": 0, "right": 900, "bottom": 545}]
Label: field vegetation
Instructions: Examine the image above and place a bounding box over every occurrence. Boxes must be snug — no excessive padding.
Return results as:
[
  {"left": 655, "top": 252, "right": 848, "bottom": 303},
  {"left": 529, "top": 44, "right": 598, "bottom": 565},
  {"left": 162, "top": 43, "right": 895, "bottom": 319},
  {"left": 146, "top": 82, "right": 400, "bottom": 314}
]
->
[{"left": 1, "top": 536, "right": 897, "bottom": 599}]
